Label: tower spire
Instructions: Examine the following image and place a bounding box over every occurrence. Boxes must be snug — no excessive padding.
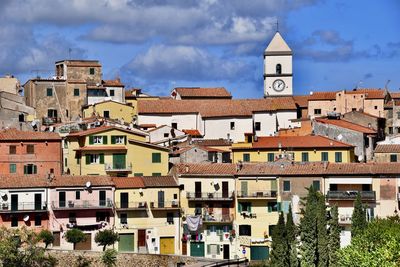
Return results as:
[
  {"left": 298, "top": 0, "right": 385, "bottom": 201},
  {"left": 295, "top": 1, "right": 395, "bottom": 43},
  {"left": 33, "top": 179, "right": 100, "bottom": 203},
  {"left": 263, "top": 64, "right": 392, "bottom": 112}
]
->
[{"left": 276, "top": 19, "right": 279, "bottom": 32}]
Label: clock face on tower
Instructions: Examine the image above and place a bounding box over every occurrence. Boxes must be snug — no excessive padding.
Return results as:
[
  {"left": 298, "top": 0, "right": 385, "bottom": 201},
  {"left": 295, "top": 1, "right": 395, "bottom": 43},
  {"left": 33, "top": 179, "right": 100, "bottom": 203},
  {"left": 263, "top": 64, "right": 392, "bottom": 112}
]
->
[{"left": 272, "top": 79, "right": 285, "bottom": 92}]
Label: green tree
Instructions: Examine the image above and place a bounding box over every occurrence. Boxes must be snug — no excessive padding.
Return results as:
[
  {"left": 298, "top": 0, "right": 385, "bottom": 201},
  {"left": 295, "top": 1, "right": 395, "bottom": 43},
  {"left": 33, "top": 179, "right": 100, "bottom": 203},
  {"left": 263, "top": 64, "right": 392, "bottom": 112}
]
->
[
  {"left": 65, "top": 228, "right": 86, "bottom": 249},
  {"left": 351, "top": 192, "right": 367, "bottom": 238},
  {"left": 269, "top": 212, "right": 288, "bottom": 267},
  {"left": 327, "top": 205, "right": 341, "bottom": 266},
  {"left": 101, "top": 248, "right": 118, "bottom": 267},
  {"left": 38, "top": 229, "right": 55, "bottom": 249},
  {"left": 95, "top": 229, "right": 119, "bottom": 251},
  {"left": 286, "top": 205, "right": 298, "bottom": 267}
]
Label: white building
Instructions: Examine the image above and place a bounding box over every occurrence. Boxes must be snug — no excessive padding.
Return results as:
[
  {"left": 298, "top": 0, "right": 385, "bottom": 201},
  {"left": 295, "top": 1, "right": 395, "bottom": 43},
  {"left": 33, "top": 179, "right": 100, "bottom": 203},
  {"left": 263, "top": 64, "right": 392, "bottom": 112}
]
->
[{"left": 87, "top": 79, "right": 125, "bottom": 105}]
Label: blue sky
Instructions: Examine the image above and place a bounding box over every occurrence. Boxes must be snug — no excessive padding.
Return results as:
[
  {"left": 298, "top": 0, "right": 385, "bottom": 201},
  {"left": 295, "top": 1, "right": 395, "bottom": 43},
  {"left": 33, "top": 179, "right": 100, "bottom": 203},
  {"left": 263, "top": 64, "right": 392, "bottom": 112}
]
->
[{"left": 0, "top": 0, "right": 399, "bottom": 98}]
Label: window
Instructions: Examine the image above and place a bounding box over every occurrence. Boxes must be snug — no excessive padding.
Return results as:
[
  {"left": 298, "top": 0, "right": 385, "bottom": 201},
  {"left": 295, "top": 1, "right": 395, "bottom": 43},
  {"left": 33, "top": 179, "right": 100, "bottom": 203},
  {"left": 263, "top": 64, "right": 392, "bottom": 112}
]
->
[
  {"left": 87, "top": 154, "right": 103, "bottom": 164},
  {"left": 352, "top": 108, "right": 357, "bottom": 111},
  {"left": 64, "top": 158, "right": 68, "bottom": 167},
  {"left": 171, "top": 123, "right": 178, "bottom": 129},
  {"left": 238, "top": 202, "right": 251, "bottom": 213},
  {"left": 255, "top": 122, "right": 261, "bottom": 131},
  {"left": 374, "top": 106, "right": 378, "bottom": 110},
  {"left": 301, "top": 152, "right": 309, "bottom": 162},
  {"left": 114, "top": 136, "right": 125, "bottom": 144},
  {"left": 321, "top": 152, "right": 328, "bottom": 162},
  {"left": 208, "top": 244, "right": 220, "bottom": 255},
  {"left": 69, "top": 213, "right": 76, "bottom": 223},
  {"left": 267, "top": 153, "right": 275, "bottom": 162},
  {"left": 163, "top": 133, "right": 169, "bottom": 138},
  {"left": 134, "top": 173, "right": 143, "bottom": 176},
  {"left": 335, "top": 152, "right": 342, "bottom": 162},
  {"left": 267, "top": 202, "right": 280, "bottom": 212},
  {"left": 103, "top": 111, "right": 110, "bottom": 118},
  {"left": 398, "top": 112, "right": 400, "bottom": 119},
  {"left": 152, "top": 153, "right": 161, "bottom": 163},
  {"left": 208, "top": 152, "right": 217, "bottom": 162},
  {"left": 46, "top": 88, "right": 53, "bottom": 96},
  {"left": 74, "top": 88, "right": 80, "bottom": 96},
  {"left": 9, "top": 164, "right": 16, "bottom": 173},
  {"left": 243, "top": 153, "right": 250, "bottom": 162},
  {"left": 9, "top": 145, "right": 16, "bottom": 154},
  {"left": 96, "top": 212, "right": 109, "bottom": 222},
  {"left": 230, "top": 121, "right": 235, "bottom": 130},
  {"left": 390, "top": 154, "right": 398, "bottom": 162},
  {"left": 11, "top": 216, "right": 18, "bottom": 227},
  {"left": 109, "top": 90, "right": 115, "bottom": 96},
  {"left": 313, "top": 180, "right": 320, "bottom": 191},
  {"left": 93, "top": 136, "right": 103, "bottom": 144},
  {"left": 89, "top": 68, "right": 95, "bottom": 75},
  {"left": 152, "top": 173, "right": 161, "bottom": 176},
  {"left": 283, "top": 181, "right": 291, "bottom": 192},
  {"left": 389, "top": 127, "right": 393, "bottom": 134},
  {"left": 314, "top": 109, "right": 322, "bottom": 115},
  {"left": 120, "top": 213, "right": 128, "bottom": 224},
  {"left": 173, "top": 194, "right": 178, "bottom": 199},
  {"left": 47, "top": 109, "right": 57, "bottom": 118},
  {"left": 239, "top": 225, "right": 251, "bottom": 236},
  {"left": 76, "top": 191, "right": 81, "bottom": 200},
  {"left": 24, "top": 164, "right": 37, "bottom": 174},
  {"left": 276, "top": 64, "right": 282, "bottom": 75},
  {"left": 167, "top": 212, "right": 174, "bottom": 224},
  {"left": 19, "top": 113, "right": 24, "bottom": 122},
  {"left": 27, "top": 144, "right": 34, "bottom": 154},
  {"left": 35, "top": 215, "right": 41, "bottom": 226}
]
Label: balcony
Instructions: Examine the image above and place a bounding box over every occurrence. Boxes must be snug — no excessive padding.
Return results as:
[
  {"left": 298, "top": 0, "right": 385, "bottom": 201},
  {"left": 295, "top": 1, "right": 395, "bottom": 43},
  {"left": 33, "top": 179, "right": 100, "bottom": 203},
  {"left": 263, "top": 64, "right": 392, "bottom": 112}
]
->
[
  {"left": 150, "top": 201, "right": 180, "bottom": 210},
  {"left": 237, "top": 190, "right": 277, "bottom": 199},
  {"left": 339, "top": 214, "right": 352, "bottom": 224},
  {"left": 186, "top": 192, "right": 234, "bottom": 201},
  {"left": 51, "top": 199, "right": 113, "bottom": 210},
  {"left": 327, "top": 191, "right": 376, "bottom": 200},
  {"left": 104, "top": 163, "right": 132, "bottom": 172},
  {"left": 115, "top": 201, "right": 147, "bottom": 211},
  {"left": 0, "top": 202, "right": 47, "bottom": 213},
  {"left": 203, "top": 213, "right": 234, "bottom": 224}
]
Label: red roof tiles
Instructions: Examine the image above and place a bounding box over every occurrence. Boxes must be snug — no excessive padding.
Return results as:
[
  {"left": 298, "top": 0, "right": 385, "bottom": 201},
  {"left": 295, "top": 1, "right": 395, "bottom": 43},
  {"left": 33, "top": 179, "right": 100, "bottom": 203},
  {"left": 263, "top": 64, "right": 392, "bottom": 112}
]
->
[
  {"left": 174, "top": 163, "right": 237, "bottom": 176},
  {"left": 174, "top": 87, "right": 232, "bottom": 98},
  {"left": 0, "top": 128, "right": 61, "bottom": 141},
  {"left": 374, "top": 144, "right": 400, "bottom": 153},
  {"left": 112, "top": 177, "right": 145, "bottom": 189},
  {"left": 315, "top": 118, "right": 377, "bottom": 134},
  {"left": 102, "top": 78, "right": 124, "bottom": 87},
  {"left": 112, "top": 176, "right": 178, "bottom": 188},
  {"left": 182, "top": 129, "right": 202, "bottom": 137},
  {"left": 49, "top": 175, "right": 114, "bottom": 187},
  {"left": 67, "top": 126, "right": 147, "bottom": 137}
]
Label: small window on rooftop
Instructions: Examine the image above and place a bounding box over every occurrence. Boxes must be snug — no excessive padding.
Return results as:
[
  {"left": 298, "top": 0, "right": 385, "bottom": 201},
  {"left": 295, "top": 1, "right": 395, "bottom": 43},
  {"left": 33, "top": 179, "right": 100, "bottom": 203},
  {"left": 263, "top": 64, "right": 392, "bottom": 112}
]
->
[
  {"left": 9, "top": 145, "right": 16, "bottom": 154},
  {"left": 89, "top": 68, "right": 95, "bottom": 75},
  {"left": 46, "top": 88, "right": 53, "bottom": 97},
  {"left": 74, "top": 88, "right": 80, "bottom": 96},
  {"left": 109, "top": 90, "right": 115, "bottom": 96}
]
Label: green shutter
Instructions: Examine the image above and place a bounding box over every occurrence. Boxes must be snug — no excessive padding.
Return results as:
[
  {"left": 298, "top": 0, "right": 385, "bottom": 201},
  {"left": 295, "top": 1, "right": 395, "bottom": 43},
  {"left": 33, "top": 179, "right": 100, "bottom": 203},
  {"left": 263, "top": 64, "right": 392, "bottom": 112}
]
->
[
  {"left": 33, "top": 165, "right": 37, "bottom": 174},
  {"left": 86, "top": 154, "right": 90, "bottom": 165},
  {"left": 217, "top": 245, "right": 220, "bottom": 255},
  {"left": 238, "top": 202, "right": 242, "bottom": 212},
  {"left": 152, "top": 153, "right": 161, "bottom": 163},
  {"left": 277, "top": 202, "right": 282, "bottom": 212},
  {"left": 100, "top": 154, "right": 104, "bottom": 164},
  {"left": 24, "top": 165, "right": 27, "bottom": 174},
  {"left": 268, "top": 204, "right": 272, "bottom": 213},
  {"left": 103, "top": 136, "right": 108, "bottom": 144},
  {"left": 89, "top": 136, "right": 94, "bottom": 145},
  {"left": 124, "top": 136, "right": 127, "bottom": 145},
  {"left": 249, "top": 203, "right": 252, "bottom": 213},
  {"left": 111, "top": 136, "right": 116, "bottom": 144}
]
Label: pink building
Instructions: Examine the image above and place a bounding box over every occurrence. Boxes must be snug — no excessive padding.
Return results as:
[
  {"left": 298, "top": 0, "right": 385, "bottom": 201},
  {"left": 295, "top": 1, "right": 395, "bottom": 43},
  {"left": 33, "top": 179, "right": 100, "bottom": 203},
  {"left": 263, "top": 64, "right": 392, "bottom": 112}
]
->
[
  {"left": 0, "top": 128, "right": 62, "bottom": 176},
  {"left": 48, "top": 175, "right": 114, "bottom": 251}
]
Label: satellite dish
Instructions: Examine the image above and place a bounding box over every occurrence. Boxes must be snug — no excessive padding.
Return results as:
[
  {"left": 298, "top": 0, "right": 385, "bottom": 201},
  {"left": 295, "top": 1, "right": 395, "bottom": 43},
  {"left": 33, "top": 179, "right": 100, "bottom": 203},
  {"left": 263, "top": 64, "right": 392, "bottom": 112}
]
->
[
  {"left": 0, "top": 192, "right": 7, "bottom": 198},
  {"left": 139, "top": 188, "right": 143, "bottom": 194},
  {"left": 23, "top": 215, "right": 30, "bottom": 222},
  {"left": 85, "top": 181, "right": 92, "bottom": 188}
]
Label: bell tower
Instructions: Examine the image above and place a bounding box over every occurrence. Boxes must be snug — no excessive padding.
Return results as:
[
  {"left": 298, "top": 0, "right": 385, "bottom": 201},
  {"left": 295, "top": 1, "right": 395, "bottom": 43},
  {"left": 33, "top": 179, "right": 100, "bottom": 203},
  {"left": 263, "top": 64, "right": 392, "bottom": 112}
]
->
[{"left": 263, "top": 32, "right": 293, "bottom": 97}]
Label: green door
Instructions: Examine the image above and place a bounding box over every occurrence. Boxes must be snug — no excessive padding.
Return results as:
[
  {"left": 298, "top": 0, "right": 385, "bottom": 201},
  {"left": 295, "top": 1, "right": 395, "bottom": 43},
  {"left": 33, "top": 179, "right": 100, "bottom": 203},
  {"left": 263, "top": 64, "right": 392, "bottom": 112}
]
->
[
  {"left": 250, "top": 246, "right": 269, "bottom": 261},
  {"left": 118, "top": 233, "right": 135, "bottom": 252},
  {"left": 190, "top": 242, "right": 205, "bottom": 257},
  {"left": 113, "top": 153, "right": 126, "bottom": 169}
]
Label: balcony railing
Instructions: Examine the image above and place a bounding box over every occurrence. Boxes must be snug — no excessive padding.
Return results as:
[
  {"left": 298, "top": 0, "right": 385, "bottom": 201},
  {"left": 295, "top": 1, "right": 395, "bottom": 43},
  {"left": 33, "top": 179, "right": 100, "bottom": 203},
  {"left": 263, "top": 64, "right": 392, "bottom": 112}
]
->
[
  {"left": 186, "top": 192, "right": 234, "bottom": 200},
  {"left": 105, "top": 163, "right": 132, "bottom": 172},
  {"left": 0, "top": 202, "right": 47, "bottom": 212},
  {"left": 115, "top": 202, "right": 147, "bottom": 210},
  {"left": 327, "top": 191, "right": 376, "bottom": 200},
  {"left": 51, "top": 199, "right": 113, "bottom": 210},
  {"left": 203, "top": 213, "right": 234, "bottom": 223},
  {"left": 150, "top": 201, "right": 180, "bottom": 209},
  {"left": 237, "top": 190, "right": 277, "bottom": 198}
]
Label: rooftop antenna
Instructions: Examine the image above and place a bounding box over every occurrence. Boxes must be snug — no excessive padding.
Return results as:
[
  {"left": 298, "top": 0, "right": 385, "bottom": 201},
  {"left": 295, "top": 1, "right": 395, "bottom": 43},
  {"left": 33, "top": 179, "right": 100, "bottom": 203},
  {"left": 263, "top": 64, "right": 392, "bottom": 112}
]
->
[
  {"left": 385, "top": 80, "right": 391, "bottom": 90},
  {"left": 356, "top": 80, "right": 363, "bottom": 89},
  {"left": 68, "top": 48, "right": 72, "bottom": 60}
]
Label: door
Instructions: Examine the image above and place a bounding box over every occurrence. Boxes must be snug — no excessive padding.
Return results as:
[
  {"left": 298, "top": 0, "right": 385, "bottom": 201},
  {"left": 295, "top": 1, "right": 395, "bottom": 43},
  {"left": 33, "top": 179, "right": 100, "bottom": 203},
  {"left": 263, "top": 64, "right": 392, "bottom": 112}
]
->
[
  {"left": 222, "top": 182, "right": 229, "bottom": 198},
  {"left": 158, "top": 191, "right": 165, "bottom": 208},
  {"left": 75, "top": 233, "right": 91, "bottom": 250},
  {"left": 250, "top": 246, "right": 269, "bottom": 261},
  {"left": 99, "top": 190, "right": 106, "bottom": 206},
  {"left": 34, "top": 194, "right": 42, "bottom": 210},
  {"left": 222, "top": 204, "right": 230, "bottom": 221},
  {"left": 118, "top": 233, "right": 135, "bottom": 252},
  {"left": 113, "top": 153, "right": 126, "bottom": 169},
  {"left": 195, "top": 182, "right": 201, "bottom": 198},
  {"left": 190, "top": 242, "right": 205, "bottom": 257},
  {"left": 53, "top": 232, "right": 60, "bottom": 247},
  {"left": 223, "top": 244, "right": 230, "bottom": 259},
  {"left": 120, "top": 192, "right": 129, "bottom": 209},
  {"left": 241, "top": 181, "right": 248, "bottom": 197},
  {"left": 59, "top": 191, "right": 66, "bottom": 208},
  {"left": 138, "top": 229, "right": 146, "bottom": 248},
  {"left": 160, "top": 237, "right": 175, "bottom": 254},
  {"left": 182, "top": 241, "right": 187, "bottom": 255},
  {"left": 11, "top": 195, "right": 18, "bottom": 211}
]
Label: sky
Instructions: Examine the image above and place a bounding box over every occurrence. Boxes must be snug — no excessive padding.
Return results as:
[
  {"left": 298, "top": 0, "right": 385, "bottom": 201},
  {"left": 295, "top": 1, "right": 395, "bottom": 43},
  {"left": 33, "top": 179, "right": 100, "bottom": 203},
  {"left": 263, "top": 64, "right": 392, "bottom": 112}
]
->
[{"left": 0, "top": 0, "right": 399, "bottom": 98}]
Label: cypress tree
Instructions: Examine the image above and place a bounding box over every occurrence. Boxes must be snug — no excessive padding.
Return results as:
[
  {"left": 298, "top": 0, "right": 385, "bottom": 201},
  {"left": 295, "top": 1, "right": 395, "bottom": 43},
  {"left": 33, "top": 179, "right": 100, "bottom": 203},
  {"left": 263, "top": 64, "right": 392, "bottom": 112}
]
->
[
  {"left": 270, "top": 212, "right": 288, "bottom": 267},
  {"left": 316, "top": 191, "right": 328, "bottom": 267},
  {"left": 286, "top": 205, "right": 298, "bottom": 267},
  {"left": 327, "top": 205, "right": 341, "bottom": 266},
  {"left": 351, "top": 192, "right": 367, "bottom": 239}
]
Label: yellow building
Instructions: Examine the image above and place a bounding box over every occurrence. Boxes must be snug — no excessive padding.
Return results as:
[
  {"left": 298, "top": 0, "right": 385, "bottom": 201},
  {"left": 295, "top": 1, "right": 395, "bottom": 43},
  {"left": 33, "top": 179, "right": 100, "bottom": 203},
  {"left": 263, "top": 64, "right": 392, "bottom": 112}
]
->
[
  {"left": 113, "top": 176, "right": 181, "bottom": 254},
  {"left": 65, "top": 126, "right": 169, "bottom": 176},
  {"left": 125, "top": 88, "right": 159, "bottom": 116},
  {"left": 82, "top": 100, "right": 135, "bottom": 123},
  {"left": 232, "top": 135, "right": 354, "bottom": 163}
]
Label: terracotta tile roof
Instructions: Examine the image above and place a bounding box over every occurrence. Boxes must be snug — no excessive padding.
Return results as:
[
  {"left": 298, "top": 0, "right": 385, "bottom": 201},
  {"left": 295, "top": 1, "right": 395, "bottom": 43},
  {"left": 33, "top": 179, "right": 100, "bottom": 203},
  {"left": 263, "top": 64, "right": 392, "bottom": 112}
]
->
[
  {"left": 242, "top": 135, "right": 354, "bottom": 149},
  {"left": 49, "top": 175, "right": 114, "bottom": 187},
  {"left": 141, "top": 176, "right": 178, "bottom": 187},
  {"left": 138, "top": 98, "right": 296, "bottom": 118},
  {"left": 192, "top": 139, "right": 232, "bottom": 147},
  {"left": 292, "top": 95, "right": 310, "bottom": 107},
  {"left": 139, "top": 124, "right": 157, "bottom": 129},
  {"left": 174, "top": 87, "right": 232, "bottom": 98},
  {"left": 67, "top": 126, "right": 147, "bottom": 137},
  {"left": 182, "top": 129, "right": 202, "bottom": 137},
  {"left": 174, "top": 163, "right": 237, "bottom": 176},
  {"left": 345, "top": 88, "right": 386, "bottom": 99},
  {"left": 309, "top": 91, "right": 337, "bottom": 100},
  {"left": 315, "top": 118, "right": 377, "bottom": 134},
  {"left": 0, "top": 175, "right": 49, "bottom": 188},
  {"left": 374, "top": 144, "right": 400, "bottom": 153},
  {"left": 391, "top": 92, "right": 400, "bottom": 99},
  {"left": 102, "top": 78, "right": 124, "bottom": 87},
  {"left": 74, "top": 146, "right": 127, "bottom": 151},
  {"left": 385, "top": 100, "right": 400, "bottom": 108},
  {"left": 0, "top": 128, "right": 61, "bottom": 141},
  {"left": 112, "top": 177, "right": 145, "bottom": 189}
]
